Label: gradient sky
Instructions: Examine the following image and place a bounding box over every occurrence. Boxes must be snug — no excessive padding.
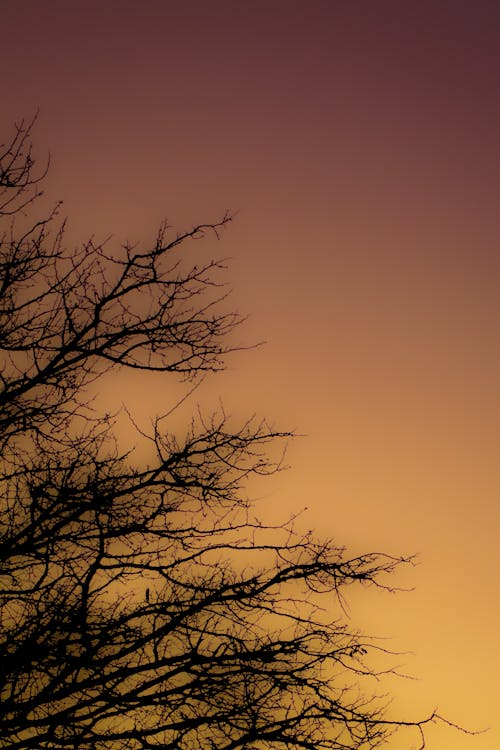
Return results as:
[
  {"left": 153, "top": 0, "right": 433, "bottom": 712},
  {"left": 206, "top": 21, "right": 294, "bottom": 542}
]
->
[{"left": 3, "top": 1, "right": 500, "bottom": 747}]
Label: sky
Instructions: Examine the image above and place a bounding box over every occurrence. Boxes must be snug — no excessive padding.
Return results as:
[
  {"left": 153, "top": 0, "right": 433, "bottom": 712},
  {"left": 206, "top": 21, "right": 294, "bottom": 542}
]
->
[{"left": 2, "top": 1, "right": 500, "bottom": 746}]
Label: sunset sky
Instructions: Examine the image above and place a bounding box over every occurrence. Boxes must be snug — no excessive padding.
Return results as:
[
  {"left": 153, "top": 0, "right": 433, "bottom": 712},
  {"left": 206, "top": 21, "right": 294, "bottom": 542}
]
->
[{"left": 3, "top": 1, "right": 500, "bottom": 746}]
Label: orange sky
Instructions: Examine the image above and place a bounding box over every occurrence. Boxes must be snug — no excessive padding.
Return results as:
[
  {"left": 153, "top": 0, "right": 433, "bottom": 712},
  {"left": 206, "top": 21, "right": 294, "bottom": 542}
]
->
[{"left": 3, "top": 1, "right": 500, "bottom": 746}]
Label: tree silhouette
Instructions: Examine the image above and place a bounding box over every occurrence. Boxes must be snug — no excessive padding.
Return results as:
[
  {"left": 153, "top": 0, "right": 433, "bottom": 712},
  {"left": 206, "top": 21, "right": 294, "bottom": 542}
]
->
[{"left": 0, "top": 116, "right": 464, "bottom": 750}]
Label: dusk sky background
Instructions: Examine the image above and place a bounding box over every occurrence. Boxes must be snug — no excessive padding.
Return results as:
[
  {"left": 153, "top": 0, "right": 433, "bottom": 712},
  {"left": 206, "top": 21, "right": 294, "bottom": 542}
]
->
[{"left": 3, "top": 1, "right": 500, "bottom": 747}]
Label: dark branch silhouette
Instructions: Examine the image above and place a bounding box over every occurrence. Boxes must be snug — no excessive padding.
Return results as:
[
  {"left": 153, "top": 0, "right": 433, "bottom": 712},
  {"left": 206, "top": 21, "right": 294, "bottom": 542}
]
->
[{"left": 0, "top": 116, "right": 476, "bottom": 750}]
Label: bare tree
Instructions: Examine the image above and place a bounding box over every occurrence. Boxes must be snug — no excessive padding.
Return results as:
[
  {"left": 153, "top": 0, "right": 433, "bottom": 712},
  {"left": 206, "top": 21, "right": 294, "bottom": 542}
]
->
[{"left": 0, "top": 116, "right": 467, "bottom": 750}]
